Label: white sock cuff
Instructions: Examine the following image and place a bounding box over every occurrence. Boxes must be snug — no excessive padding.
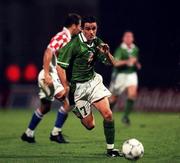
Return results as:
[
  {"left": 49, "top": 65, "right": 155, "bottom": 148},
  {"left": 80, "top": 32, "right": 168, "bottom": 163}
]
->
[
  {"left": 26, "top": 128, "right": 34, "bottom": 137},
  {"left": 58, "top": 106, "right": 67, "bottom": 114},
  {"left": 53, "top": 127, "right": 62, "bottom": 132},
  {"left": 107, "top": 144, "right": 114, "bottom": 149},
  {"left": 52, "top": 127, "right": 62, "bottom": 136},
  {"left": 35, "top": 108, "right": 43, "bottom": 119}
]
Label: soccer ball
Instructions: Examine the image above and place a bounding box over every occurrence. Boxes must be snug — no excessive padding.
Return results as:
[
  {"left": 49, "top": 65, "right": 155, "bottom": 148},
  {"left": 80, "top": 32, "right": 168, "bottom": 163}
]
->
[{"left": 122, "top": 138, "right": 144, "bottom": 160}]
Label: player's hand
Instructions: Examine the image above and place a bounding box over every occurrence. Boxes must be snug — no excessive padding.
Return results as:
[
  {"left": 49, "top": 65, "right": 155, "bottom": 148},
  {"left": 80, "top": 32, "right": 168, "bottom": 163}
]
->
[
  {"left": 126, "top": 59, "right": 134, "bottom": 67},
  {"left": 136, "top": 62, "right": 142, "bottom": 70},
  {"left": 97, "top": 43, "right": 110, "bottom": 54},
  {"left": 44, "top": 73, "right": 53, "bottom": 86}
]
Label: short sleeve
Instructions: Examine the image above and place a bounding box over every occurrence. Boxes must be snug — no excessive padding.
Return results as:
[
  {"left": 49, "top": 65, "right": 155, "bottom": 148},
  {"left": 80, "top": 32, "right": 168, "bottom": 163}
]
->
[
  {"left": 113, "top": 47, "right": 123, "bottom": 60},
  {"left": 131, "top": 47, "right": 139, "bottom": 58},
  {"left": 47, "top": 32, "right": 70, "bottom": 54},
  {"left": 57, "top": 41, "right": 75, "bottom": 69}
]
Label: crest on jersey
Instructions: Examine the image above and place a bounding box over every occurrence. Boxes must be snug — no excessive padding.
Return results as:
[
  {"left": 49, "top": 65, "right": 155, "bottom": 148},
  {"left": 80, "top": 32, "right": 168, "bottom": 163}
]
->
[{"left": 88, "top": 51, "right": 94, "bottom": 63}]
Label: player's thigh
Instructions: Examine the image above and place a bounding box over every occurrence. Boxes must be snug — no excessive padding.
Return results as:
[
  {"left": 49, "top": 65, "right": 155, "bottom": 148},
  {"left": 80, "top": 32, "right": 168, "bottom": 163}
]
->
[
  {"left": 127, "top": 85, "right": 138, "bottom": 99},
  {"left": 38, "top": 71, "right": 54, "bottom": 100},
  {"left": 73, "top": 100, "right": 92, "bottom": 118},
  {"left": 38, "top": 70, "right": 64, "bottom": 101},
  {"left": 126, "top": 73, "right": 138, "bottom": 99},
  {"left": 93, "top": 97, "right": 113, "bottom": 121}
]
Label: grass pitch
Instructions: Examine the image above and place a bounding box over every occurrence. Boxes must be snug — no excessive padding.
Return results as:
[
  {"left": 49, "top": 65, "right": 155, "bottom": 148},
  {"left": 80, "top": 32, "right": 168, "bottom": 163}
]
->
[{"left": 0, "top": 109, "right": 180, "bottom": 163}]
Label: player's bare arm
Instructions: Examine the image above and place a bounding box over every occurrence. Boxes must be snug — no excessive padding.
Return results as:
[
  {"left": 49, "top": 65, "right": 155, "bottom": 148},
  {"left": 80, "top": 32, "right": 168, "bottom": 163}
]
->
[
  {"left": 43, "top": 48, "right": 53, "bottom": 86},
  {"left": 56, "top": 65, "right": 69, "bottom": 94},
  {"left": 128, "top": 57, "right": 137, "bottom": 64},
  {"left": 98, "top": 43, "right": 129, "bottom": 67},
  {"left": 128, "top": 57, "right": 142, "bottom": 69},
  {"left": 136, "top": 62, "right": 142, "bottom": 70}
]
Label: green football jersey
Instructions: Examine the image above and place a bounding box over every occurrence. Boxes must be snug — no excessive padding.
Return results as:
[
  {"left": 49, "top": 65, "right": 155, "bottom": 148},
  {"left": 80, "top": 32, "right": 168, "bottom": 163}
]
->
[
  {"left": 57, "top": 32, "right": 108, "bottom": 83},
  {"left": 113, "top": 43, "right": 139, "bottom": 74}
]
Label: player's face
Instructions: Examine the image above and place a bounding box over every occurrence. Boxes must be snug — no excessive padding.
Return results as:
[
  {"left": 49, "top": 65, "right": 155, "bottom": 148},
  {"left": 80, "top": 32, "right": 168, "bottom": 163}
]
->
[
  {"left": 123, "top": 32, "right": 134, "bottom": 45},
  {"left": 82, "top": 22, "right": 97, "bottom": 42}
]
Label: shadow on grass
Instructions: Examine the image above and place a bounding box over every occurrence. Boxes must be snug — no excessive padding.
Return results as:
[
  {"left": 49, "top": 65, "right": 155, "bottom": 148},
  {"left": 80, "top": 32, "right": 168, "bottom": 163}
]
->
[{"left": 0, "top": 153, "right": 107, "bottom": 159}]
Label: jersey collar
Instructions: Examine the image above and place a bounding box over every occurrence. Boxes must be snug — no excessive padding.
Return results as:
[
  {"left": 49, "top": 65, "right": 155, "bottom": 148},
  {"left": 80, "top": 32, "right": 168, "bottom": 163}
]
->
[
  {"left": 121, "top": 42, "right": 135, "bottom": 50},
  {"left": 79, "top": 32, "right": 96, "bottom": 47},
  {"left": 63, "top": 27, "right": 71, "bottom": 40},
  {"left": 121, "top": 43, "right": 135, "bottom": 54}
]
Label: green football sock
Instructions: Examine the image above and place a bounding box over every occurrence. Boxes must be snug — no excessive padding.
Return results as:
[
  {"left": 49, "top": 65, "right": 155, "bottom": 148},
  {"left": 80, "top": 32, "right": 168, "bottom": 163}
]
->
[
  {"left": 123, "top": 99, "right": 134, "bottom": 118},
  {"left": 103, "top": 120, "right": 115, "bottom": 148}
]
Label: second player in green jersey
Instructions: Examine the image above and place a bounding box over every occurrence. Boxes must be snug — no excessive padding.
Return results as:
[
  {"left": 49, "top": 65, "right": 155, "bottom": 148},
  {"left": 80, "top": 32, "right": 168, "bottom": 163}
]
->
[{"left": 109, "top": 31, "right": 141, "bottom": 125}]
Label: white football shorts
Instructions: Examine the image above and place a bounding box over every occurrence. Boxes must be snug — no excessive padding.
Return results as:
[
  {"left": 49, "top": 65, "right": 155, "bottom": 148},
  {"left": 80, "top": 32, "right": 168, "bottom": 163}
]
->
[
  {"left": 73, "top": 73, "right": 111, "bottom": 118},
  {"left": 38, "top": 69, "right": 64, "bottom": 101},
  {"left": 109, "top": 72, "right": 138, "bottom": 96}
]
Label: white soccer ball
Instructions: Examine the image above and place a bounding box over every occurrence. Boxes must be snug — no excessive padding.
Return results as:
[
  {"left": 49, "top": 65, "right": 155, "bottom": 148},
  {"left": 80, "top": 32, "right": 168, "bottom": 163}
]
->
[{"left": 122, "top": 138, "right": 144, "bottom": 160}]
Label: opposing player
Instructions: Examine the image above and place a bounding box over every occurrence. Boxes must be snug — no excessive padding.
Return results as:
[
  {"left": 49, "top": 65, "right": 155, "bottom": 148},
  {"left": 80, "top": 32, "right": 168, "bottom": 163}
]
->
[
  {"left": 109, "top": 31, "right": 141, "bottom": 125},
  {"left": 57, "top": 16, "right": 123, "bottom": 157},
  {"left": 21, "top": 13, "right": 81, "bottom": 143}
]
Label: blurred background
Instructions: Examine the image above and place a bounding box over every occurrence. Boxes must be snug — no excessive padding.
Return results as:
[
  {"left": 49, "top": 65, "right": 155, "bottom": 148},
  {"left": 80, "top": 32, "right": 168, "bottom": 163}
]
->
[{"left": 0, "top": 0, "right": 180, "bottom": 111}]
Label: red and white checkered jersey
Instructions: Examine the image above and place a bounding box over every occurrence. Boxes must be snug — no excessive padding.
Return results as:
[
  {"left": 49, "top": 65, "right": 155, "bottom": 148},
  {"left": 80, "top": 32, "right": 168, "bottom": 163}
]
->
[{"left": 47, "top": 27, "right": 71, "bottom": 56}]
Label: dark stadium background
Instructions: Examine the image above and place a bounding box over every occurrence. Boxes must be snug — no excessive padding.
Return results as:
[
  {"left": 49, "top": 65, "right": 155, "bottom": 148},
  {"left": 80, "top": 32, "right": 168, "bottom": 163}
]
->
[{"left": 0, "top": 0, "right": 180, "bottom": 108}]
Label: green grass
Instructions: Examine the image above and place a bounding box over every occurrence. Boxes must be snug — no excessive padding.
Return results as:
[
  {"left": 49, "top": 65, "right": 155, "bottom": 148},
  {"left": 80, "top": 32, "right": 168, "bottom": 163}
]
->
[{"left": 0, "top": 109, "right": 180, "bottom": 163}]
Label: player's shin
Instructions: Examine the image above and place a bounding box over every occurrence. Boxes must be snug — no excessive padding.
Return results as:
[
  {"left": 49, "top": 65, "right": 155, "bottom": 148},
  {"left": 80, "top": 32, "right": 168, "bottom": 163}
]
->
[
  {"left": 123, "top": 98, "right": 134, "bottom": 118},
  {"left": 52, "top": 105, "right": 68, "bottom": 136},
  {"left": 26, "top": 108, "right": 44, "bottom": 137},
  {"left": 103, "top": 120, "right": 115, "bottom": 150}
]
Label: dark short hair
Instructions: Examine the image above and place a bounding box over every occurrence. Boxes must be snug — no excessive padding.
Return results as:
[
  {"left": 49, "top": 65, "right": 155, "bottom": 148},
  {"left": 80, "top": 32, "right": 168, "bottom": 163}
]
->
[
  {"left": 81, "top": 16, "right": 97, "bottom": 28},
  {"left": 64, "top": 13, "right": 81, "bottom": 28}
]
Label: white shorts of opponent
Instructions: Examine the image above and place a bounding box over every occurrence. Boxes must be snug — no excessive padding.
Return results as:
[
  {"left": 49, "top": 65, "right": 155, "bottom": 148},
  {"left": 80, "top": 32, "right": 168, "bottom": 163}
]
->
[
  {"left": 38, "top": 69, "right": 64, "bottom": 101},
  {"left": 109, "top": 72, "right": 138, "bottom": 96},
  {"left": 73, "top": 73, "right": 111, "bottom": 118}
]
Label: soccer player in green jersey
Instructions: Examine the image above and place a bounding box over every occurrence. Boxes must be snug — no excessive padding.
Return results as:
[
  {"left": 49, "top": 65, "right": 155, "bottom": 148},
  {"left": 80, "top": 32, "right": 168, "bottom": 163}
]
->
[
  {"left": 57, "top": 16, "right": 122, "bottom": 157},
  {"left": 109, "top": 31, "right": 141, "bottom": 125}
]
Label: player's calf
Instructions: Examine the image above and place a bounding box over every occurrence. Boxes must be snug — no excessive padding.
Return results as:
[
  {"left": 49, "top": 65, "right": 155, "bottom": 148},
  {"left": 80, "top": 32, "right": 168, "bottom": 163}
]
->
[
  {"left": 21, "top": 99, "right": 51, "bottom": 143},
  {"left": 72, "top": 104, "right": 95, "bottom": 130},
  {"left": 81, "top": 115, "right": 95, "bottom": 130},
  {"left": 50, "top": 96, "right": 70, "bottom": 144},
  {"left": 122, "top": 86, "right": 137, "bottom": 125}
]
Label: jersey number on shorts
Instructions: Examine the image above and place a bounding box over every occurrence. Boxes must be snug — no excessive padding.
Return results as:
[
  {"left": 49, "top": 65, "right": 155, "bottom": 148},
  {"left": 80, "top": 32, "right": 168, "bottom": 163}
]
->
[{"left": 80, "top": 106, "right": 88, "bottom": 116}]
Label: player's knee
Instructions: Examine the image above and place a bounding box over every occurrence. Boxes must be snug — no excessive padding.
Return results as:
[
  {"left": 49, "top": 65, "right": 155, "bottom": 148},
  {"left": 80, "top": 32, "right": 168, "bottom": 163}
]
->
[
  {"left": 40, "top": 99, "right": 51, "bottom": 114},
  {"left": 128, "top": 92, "right": 137, "bottom": 100},
  {"left": 82, "top": 120, "right": 95, "bottom": 130},
  {"left": 85, "top": 123, "right": 95, "bottom": 130},
  {"left": 128, "top": 87, "right": 138, "bottom": 99},
  {"left": 40, "top": 105, "right": 51, "bottom": 114},
  {"left": 103, "top": 110, "right": 113, "bottom": 121},
  {"left": 55, "top": 90, "right": 66, "bottom": 101}
]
